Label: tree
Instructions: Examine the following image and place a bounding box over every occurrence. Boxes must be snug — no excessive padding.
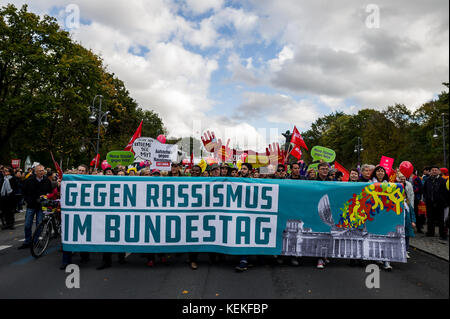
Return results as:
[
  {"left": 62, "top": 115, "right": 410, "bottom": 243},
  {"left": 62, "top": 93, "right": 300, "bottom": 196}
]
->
[
  {"left": 298, "top": 82, "right": 449, "bottom": 172},
  {"left": 0, "top": 4, "right": 166, "bottom": 169}
]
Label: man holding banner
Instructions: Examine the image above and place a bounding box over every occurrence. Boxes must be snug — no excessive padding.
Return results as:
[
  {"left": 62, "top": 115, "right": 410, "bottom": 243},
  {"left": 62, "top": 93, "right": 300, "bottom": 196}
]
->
[{"left": 235, "top": 162, "right": 253, "bottom": 272}]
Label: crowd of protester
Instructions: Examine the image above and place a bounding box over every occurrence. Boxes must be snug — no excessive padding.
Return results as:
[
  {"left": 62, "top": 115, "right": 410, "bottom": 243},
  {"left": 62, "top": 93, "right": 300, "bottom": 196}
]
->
[{"left": 1, "top": 160, "right": 448, "bottom": 272}]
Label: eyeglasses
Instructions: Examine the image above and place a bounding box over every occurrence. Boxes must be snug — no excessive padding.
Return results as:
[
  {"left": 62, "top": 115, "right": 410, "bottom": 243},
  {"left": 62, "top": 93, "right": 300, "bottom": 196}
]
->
[{"left": 277, "top": 169, "right": 285, "bottom": 172}]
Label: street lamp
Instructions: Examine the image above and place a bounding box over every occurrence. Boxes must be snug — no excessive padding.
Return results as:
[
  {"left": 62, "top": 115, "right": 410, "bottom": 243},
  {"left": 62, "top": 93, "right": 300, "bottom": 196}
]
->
[
  {"left": 433, "top": 113, "right": 449, "bottom": 168},
  {"left": 80, "top": 138, "right": 96, "bottom": 153},
  {"left": 354, "top": 137, "right": 363, "bottom": 168},
  {"left": 88, "top": 95, "right": 110, "bottom": 169}
]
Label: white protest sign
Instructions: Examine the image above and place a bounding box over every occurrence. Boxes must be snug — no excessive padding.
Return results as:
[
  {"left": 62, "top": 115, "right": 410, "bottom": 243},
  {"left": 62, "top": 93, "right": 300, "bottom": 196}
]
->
[
  {"left": 133, "top": 137, "right": 178, "bottom": 171},
  {"left": 132, "top": 137, "right": 155, "bottom": 160},
  {"left": 150, "top": 143, "right": 178, "bottom": 170}
]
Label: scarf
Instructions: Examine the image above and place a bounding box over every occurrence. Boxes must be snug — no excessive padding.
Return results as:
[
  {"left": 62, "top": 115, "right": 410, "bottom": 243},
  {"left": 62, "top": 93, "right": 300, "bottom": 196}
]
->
[{"left": 1, "top": 175, "right": 13, "bottom": 197}]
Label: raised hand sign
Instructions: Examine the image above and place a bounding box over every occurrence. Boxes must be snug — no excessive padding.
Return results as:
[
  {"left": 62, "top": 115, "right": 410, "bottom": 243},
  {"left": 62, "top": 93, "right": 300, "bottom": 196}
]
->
[{"left": 201, "top": 131, "right": 285, "bottom": 167}]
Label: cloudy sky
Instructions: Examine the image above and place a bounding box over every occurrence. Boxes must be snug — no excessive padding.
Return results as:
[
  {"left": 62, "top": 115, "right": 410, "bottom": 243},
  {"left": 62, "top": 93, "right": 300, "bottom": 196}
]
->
[{"left": 4, "top": 0, "right": 449, "bottom": 150}]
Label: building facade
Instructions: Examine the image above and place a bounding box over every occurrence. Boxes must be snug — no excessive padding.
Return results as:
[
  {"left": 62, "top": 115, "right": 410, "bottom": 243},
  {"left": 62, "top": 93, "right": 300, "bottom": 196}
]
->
[{"left": 282, "top": 219, "right": 406, "bottom": 262}]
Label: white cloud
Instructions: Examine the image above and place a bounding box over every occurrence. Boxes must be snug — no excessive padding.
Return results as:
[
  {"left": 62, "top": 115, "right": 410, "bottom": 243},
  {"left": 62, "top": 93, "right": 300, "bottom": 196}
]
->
[
  {"left": 243, "top": 0, "right": 449, "bottom": 113},
  {"left": 235, "top": 92, "right": 320, "bottom": 130},
  {"left": 184, "top": 0, "right": 224, "bottom": 15},
  {"left": 4, "top": 0, "right": 449, "bottom": 143}
]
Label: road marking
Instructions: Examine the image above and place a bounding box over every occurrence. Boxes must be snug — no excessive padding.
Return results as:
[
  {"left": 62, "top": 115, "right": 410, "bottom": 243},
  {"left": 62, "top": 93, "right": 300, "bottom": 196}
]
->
[{"left": 0, "top": 245, "right": 13, "bottom": 251}]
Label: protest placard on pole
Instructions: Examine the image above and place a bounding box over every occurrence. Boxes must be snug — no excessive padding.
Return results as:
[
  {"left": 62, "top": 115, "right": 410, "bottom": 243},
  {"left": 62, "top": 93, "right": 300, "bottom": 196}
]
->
[
  {"left": 310, "top": 146, "right": 336, "bottom": 163},
  {"left": 133, "top": 137, "right": 178, "bottom": 171},
  {"left": 106, "top": 151, "right": 135, "bottom": 168},
  {"left": 379, "top": 156, "right": 394, "bottom": 175}
]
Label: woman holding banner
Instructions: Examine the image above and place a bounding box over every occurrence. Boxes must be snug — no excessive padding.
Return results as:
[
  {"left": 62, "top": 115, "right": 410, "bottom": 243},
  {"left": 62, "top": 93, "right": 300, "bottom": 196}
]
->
[
  {"left": 235, "top": 163, "right": 253, "bottom": 272},
  {"left": 370, "top": 166, "right": 389, "bottom": 183},
  {"left": 315, "top": 162, "right": 332, "bottom": 269},
  {"left": 367, "top": 165, "right": 393, "bottom": 271},
  {"left": 397, "top": 173, "right": 416, "bottom": 259},
  {"left": 187, "top": 165, "right": 202, "bottom": 270},
  {"left": 145, "top": 168, "right": 168, "bottom": 268},
  {"left": 306, "top": 168, "right": 317, "bottom": 180},
  {"left": 348, "top": 168, "right": 360, "bottom": 182},
  {"left": 97, "top": 168, "right": 126, "bottom": 270}
]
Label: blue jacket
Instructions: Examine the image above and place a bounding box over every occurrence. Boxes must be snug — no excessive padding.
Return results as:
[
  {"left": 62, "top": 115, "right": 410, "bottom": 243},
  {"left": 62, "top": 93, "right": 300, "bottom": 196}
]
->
[{"left": 405, "top": 204, "right": 416, "bottom": 238}]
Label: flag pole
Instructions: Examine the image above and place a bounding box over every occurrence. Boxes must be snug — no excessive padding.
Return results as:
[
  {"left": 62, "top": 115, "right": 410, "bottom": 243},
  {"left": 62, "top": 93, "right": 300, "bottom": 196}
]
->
[{"left": 284, "top": 143, "right": 292, "bottom": 163}]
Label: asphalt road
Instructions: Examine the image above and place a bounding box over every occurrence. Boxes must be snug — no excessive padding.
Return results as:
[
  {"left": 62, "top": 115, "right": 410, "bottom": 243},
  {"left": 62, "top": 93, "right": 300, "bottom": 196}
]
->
[{"left": 0, "top": 217, "right": 448, "bottom": 300}]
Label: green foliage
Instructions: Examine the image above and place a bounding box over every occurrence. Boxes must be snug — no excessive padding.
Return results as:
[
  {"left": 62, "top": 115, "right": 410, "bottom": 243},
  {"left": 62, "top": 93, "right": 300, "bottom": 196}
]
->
[
  {"left": 0, "top": 4, "right": 166, "bottom": 169},
  {"left": 300, "top": 86, "right": 449, "bottom": 171}
]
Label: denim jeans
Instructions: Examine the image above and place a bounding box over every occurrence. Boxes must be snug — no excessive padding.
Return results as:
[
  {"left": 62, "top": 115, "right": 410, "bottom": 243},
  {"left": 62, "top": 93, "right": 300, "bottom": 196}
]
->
[{"left": 24, "top": 208, "right": 43, "bottom": 244}]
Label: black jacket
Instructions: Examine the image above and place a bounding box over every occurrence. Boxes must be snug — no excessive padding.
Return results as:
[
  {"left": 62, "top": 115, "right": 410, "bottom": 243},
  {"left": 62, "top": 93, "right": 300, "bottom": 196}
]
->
[
  {"left": 23, "top": 175, "right": 53, "bottom": 209},
  {"left": 423, "top": 176, "right": 449, "bottom": 208},
  {"left": 0, "top": 176, "right": 18, "bottom": 198}
]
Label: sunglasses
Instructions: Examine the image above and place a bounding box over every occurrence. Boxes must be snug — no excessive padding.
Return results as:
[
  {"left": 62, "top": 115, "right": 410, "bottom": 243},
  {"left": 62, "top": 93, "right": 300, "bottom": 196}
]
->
[{"left": 277, "top": 169, "right": 285, "bottom": 172}]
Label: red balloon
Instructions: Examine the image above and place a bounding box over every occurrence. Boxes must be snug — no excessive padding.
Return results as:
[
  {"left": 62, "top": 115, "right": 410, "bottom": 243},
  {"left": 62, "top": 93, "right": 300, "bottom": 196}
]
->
[
  {"left": 101, "top": 160, "right": 111, "bottom": 171},
  {"left": 399, "top": 161, "right": 414, "bottom": 178},
  {"left": 157, "top": 134, "right": 166, "bottom": 144},
  {"left": 240, "top": 153, "right": 248, "bottom": 162}
]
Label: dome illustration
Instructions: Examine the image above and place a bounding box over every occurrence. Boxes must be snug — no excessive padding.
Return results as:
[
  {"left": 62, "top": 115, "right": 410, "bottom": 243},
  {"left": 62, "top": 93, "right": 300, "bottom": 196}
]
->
[{"left": 318, "top": 194, "right": 334, "bottom": 226}]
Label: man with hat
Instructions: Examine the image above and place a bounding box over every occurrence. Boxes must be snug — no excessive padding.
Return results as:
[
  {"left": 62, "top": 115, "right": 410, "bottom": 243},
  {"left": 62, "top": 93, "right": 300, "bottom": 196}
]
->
[
  {"left": 151, "top": 169, "right": 161, "bottom": 176},
  {"left": 210, "top": 163, "right": 220, "bottom": 177},
  {"left": 169, "top": 162, "right": 181, "bottom": 176}
]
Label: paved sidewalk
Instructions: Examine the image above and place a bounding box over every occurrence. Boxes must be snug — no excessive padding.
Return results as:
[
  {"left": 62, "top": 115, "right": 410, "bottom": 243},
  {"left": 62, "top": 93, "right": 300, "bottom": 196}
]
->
[{"left": 409, "top": 226, "right": 449, "bottom": 261}]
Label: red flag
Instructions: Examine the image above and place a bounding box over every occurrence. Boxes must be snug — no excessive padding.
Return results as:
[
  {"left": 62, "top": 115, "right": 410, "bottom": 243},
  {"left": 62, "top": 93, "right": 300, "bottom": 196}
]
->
[
  {"left": 90, "top": 153, "right": 100, "bottom": 168},
  {"left": 124, "top": 120, "right": 143, "bottom": 153},
  {"left": 189, "top": 151, "right": 194, "bottom": 169},
  {"left": 289, "top": 145, "right": 302, "bottom": 160},
  {"left": 50, "top": 151, "right": 63, "bottom": 179},
  {"left": 334, "top": 161, "right": 349, "bottom": 182},
  {"left": 290, "top": 126, "right": 308, "bottom": 151}
]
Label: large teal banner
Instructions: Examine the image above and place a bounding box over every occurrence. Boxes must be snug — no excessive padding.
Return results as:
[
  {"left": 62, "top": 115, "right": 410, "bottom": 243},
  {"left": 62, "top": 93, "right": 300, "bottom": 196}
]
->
[{"left": 61, "top": 175, "right": 407, "bottom": 262}]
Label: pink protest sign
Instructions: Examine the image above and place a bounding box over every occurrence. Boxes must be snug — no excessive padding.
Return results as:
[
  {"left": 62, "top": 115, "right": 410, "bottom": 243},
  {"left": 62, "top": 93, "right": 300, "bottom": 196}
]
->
[
  {"left": 11, "top": 159, "right": 20, "bottom": 168},
  {"left": 379, "top": 156, "right": 394, "bottom": 175}
]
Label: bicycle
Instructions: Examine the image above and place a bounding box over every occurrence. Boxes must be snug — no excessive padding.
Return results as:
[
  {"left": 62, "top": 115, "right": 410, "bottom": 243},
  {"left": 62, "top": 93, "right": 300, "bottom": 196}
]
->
[{"left": 30, "top": 196, "right": 61, "bottom": 258}]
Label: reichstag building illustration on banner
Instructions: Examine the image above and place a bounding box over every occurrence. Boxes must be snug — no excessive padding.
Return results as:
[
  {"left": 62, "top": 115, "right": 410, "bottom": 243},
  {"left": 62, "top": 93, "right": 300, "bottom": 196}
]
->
[{"left": 281, "top": 195, "right": 406, "bottom": 262}]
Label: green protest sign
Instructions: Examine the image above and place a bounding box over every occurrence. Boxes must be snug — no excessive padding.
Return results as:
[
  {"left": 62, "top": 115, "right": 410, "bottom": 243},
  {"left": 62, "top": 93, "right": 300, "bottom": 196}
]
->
[
  {"left": 310, "top": 146, "right": 336, "bottom": 163},
  {"left": 308, "top": 163, "right": 319, "bottom": 171},
  {"left": 106, "top": 151, "right": 135, "bottom": 168}
]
